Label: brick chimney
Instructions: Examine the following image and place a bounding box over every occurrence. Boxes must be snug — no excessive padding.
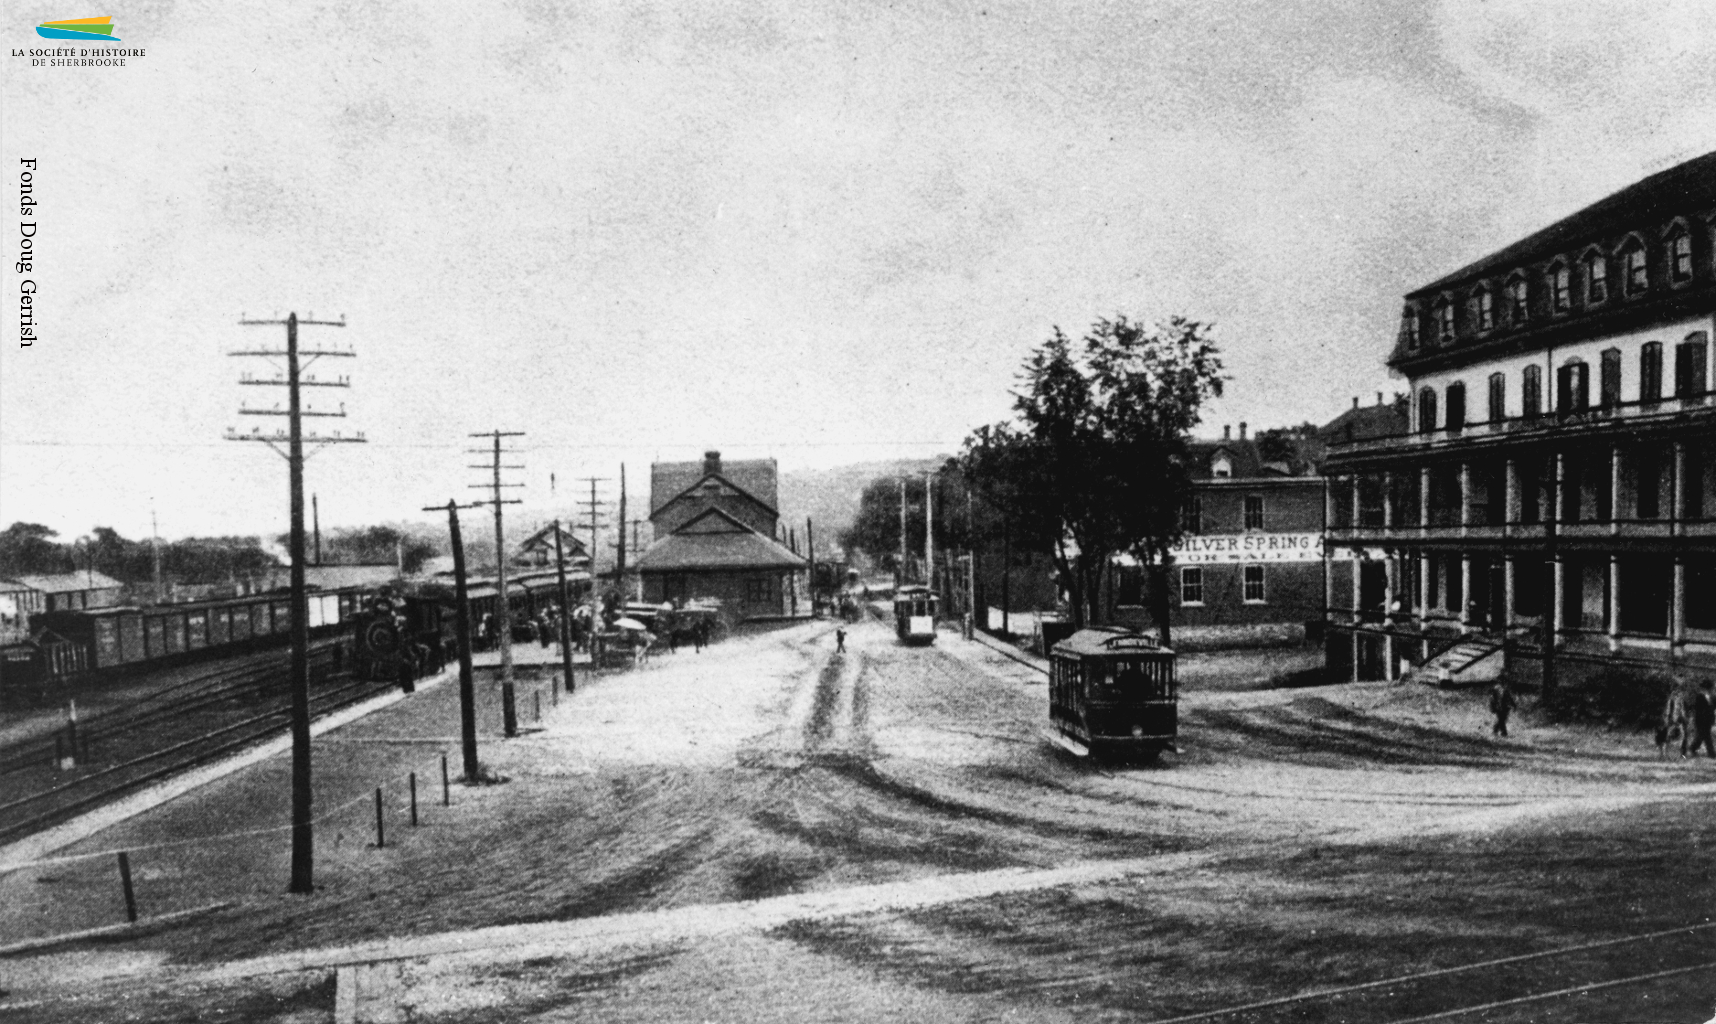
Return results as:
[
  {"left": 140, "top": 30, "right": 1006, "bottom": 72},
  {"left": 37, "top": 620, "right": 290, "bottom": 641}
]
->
[
  {"left": 703, "top": 450, "right": 722, "bottom": 476},
  {"left": 1376, "top": 391, "right": 1384, "bottom": 406},
  {"left": 1239, "top": 422, "right": 1248, "bottom": 440},
  {"left": 1352, "top": 396, "right": 1359, "bottom": 409},
  {"left": 1223, "top": 425, "right": 1231, "bottom": 440}
]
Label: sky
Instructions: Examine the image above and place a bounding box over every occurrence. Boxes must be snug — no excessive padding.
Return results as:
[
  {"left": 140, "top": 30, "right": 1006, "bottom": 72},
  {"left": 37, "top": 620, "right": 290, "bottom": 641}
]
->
[{"left": 2, "top": 0, "right": 1713, "bottom": 545}]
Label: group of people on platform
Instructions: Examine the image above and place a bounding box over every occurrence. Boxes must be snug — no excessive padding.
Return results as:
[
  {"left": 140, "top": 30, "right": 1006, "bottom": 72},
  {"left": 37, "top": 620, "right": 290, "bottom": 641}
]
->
[{"left": 1486, "top": 676, "right": 1716, "bottom": 759}]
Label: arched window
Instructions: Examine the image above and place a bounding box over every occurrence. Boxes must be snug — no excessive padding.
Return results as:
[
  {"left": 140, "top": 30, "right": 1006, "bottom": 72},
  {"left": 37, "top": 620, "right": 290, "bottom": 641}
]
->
[
  {"left": 1445, "top": 382, "right": 1466, "bottom": 432},
  {"left": 1584, "top": 250, "right": 1609, "bottom": 304},
  {"left": 1418, "top": 387, "right": 1438, "bottom": 433},
  {"left": 1621, "top": 237, "right": 1649, "bottom": 296},
  {"left": 1640, "top": 342, "right": 1664, "bottom": 403},
  {"left": 1547, "top": 261, "right": 1571, "bottom": 313},
  {"left": 1599, "top": 348, "right": 1622, "bottom": 408},
  {"left": 1667, "top": 223, "right": 1694, "bottom": 283},
  {"left": 1471, "top": 287, "right": 1494, "bottom": 332},
  {"left": 1522, "top": 364, "right": 1543, "bottom": 417},
  {"left": 1506, "top": 274, "right": 1529, "bottom": 323},
  {"left": 1487, "top": 372, "right": 1506, "bottom": 422}
]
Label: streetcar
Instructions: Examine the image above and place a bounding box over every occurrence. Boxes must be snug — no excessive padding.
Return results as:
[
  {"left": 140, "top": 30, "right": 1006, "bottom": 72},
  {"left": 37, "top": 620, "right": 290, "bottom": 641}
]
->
[
  {"left": 893, "top": 585, "right": 938, "bottom": 644},
  {"left": 1048, "top": 627, "right": 1177, "bottom": 761}
]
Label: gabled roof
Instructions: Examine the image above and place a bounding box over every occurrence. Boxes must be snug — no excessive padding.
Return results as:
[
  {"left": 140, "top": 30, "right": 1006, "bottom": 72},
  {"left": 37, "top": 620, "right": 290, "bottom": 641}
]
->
[
  {"left": 650, "top": 459, "right": 779, "bottom": 517},
  {"left": 516, "top": 523, "right": 590, "bottom": 558},
  {"left": 1319, "top": 400, "right": 1409, "bottom": 444},
  {"left": 1187, "top": 440, "right": 1264, "bottom": 480},
  {"left": 1410, "top": 150, "right": 1716, "bottom": 298},
  {"left": 15, "top": 571, "right": 124, "bottom": 593},
  {"left": 634, "top": 508, "right": 807, "bottom": 573}
]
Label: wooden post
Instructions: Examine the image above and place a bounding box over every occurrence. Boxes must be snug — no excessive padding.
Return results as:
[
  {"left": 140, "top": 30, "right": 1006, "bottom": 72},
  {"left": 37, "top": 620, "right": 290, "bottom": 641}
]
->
[
  {"left": 554, "top": 519, "right": 574, "bottom": 697},
  {"left": 374, "top": 787, "right": 384, "bottom": 849},
  {"left": 534, "top": 690, "right": 541, "bottom": 722},
  {"left": 117, "top": 852, "right": 137, "bottom": 923},
  {"left": 65, "top": 700, "right": 79, "bottom": 768},
  {"left": 409, "top": 772, "right": 418, "bottom": 827},
  {"left": 441, "top": 753, "right": 450, "bottom": 806},
  {"left": 446, "top": 501, "right": 479, "bottom": 782},
  {"left": 806, "top": 517, "right": 816, "bottom": 616}
]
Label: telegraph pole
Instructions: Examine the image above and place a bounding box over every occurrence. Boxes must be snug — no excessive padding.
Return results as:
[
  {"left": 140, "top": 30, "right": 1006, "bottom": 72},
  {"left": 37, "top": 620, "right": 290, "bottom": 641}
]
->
[
  {"left": 150, "top": 504, "right": 162, "bottom": 605},
  {"left": 578, "top": 477, "right": 609, "bottom": 645},
  {"left": 228, "top": 311, "right": 362, "bottom": 895},
  {"left": 898, "top": 478, "right": 908, "bottom": 586},
  {"left": 470, "top": 431, "right": 524, "bottom": 738},
  {"left": 616, "top": 465, "right": 627, "bottom": 590},
  {"left": 924, "top": 471, "right": 935, "bottom": 595},
  {"left": 312, "top": 494, "right": 321, "bottom": 566},
  {"left": 806, "top": 517, "right": 817, "bottom": 616},
  {"left": 553, "top": 519, "right": 575, "bottom": 696},
  {"left": 425, "top": 500, "right": 482, "bottom": 781}
]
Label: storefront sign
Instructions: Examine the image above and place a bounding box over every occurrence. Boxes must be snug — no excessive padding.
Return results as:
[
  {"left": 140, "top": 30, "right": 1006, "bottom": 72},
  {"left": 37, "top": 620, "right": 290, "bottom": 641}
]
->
[{"left": 1171, "top": 532, "right": 1327, "bottom": 564}]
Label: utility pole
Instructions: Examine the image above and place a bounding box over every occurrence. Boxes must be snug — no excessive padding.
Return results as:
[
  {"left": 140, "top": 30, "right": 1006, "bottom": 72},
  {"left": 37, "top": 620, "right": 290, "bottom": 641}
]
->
[
  {"left": 924, "top": 471, "right": 935, "bottom": 597},
  {"left": 1002, "top": 511, "right": 1011, "bottom": 636},
  {"left": 616, "top": 465, "right": 627, "bottom": 593},
  {"left": 470, "top": 431, "right": 524, "bottom": 738},
  {"left": 311, "top": 494, "right": 321, "bottom": 566},
  {"left": 228, "top": 311, "right": 362, "bottom": 895},
  {"left": 150, "top": 504, "right": 162, "bottom": 605},
  {"left": 424, "top": 500, "right": 481, "bottom": 781},
  {"left": 788, "top": 527, "right": 798, "bottom": 616},
  {"left": 898, "top": 478, "right": 908, "bottom": 587},
  {"left": 966, "top": 487, "right": 976, "bottom": 638},
  {"left": 806, "top": 517, "right": 816, "bottom": 617},
  {"left": 1542, "top": 462, "right": 1560, "bottom": 700},
  {"left": 578, "top": 477, "right": 609, "bottom": 651},
  {"left": 553, "top": 519, "right": 576, "bottom": 696}
]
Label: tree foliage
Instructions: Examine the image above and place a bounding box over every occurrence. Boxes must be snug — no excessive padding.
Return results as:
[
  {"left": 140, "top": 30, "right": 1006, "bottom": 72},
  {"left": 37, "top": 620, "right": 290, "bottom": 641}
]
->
[
  {"left": 838, "top": 460, "right": 1006, "bottom": 574},
  {"left": 961, "top": 316, "right": 1225, "bottom": 637}
]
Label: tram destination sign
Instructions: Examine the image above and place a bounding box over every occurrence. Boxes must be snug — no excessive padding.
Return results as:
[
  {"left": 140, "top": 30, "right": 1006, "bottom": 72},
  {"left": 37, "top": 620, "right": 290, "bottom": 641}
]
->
[{"left": 1171, "top": 532, "right": 1325, "bottom": 565}]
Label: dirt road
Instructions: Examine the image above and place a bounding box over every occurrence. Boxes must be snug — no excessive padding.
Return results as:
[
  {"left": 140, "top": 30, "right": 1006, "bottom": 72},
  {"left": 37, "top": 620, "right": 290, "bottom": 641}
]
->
[{"left": 3, "top": 617, "right": 1712, "bottom": 1022}]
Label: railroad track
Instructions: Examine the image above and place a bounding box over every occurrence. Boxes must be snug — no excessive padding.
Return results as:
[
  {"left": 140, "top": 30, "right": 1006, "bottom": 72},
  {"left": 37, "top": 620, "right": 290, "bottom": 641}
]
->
[{"left": 0, "top": 654, "right": 398, "bottom": 844}]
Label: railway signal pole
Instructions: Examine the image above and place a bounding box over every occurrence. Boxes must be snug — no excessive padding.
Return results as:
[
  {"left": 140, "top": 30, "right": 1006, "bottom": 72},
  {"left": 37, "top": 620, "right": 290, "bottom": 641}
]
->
[
  {"left": 470, "top": 431, "right": 524, "bottom": 738},
  {"left": 227, "top": 311, "right": 363, "bottom": 895},
  {"left": 424, "top": 500, "right": 482, "bottom": 781}
]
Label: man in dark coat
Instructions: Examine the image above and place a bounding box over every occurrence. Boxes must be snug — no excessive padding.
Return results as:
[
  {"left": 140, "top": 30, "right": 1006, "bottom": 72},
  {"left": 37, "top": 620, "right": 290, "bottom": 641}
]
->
[
  {"left": 1690, "top": 679, "right": 1716, "bottom": 758},
  {"left": 1489, "top": 680, "right": 1516, "bottom": 738}
]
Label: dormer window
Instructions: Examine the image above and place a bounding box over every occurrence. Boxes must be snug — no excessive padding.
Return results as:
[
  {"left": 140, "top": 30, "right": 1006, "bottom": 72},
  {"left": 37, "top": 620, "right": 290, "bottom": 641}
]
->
[
  {"left": 1668, "top": 225, "right": 1693, "bottom": 283},
  {"left": 1402, "top": 306, "right": 1420, "bottom": 350},
  {"left": 1548, "top": 262, "right": 1571, "bottom": 313},
  {"left": 1212, "top": 456, "right": 1232, "bottom": 478},
  {"left": 1434, "top": 298, "right": 1454, "bottom": 343},
  {"left": 1471, "top": 287, "right": 1494, "bottom": 332},
  {"left": 1623, "top": 239, "right": 1648, "bottom": 296},
  {"left": 1585, "top": 252, "right": 1608, "bottom": 304},
  {"left": 1506, "top": 276, "right": 1528, "bottom": 323}
]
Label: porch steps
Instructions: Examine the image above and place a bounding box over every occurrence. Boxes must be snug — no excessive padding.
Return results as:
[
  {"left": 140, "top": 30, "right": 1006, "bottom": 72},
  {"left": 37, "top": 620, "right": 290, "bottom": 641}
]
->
[{"left": 1408, "top": 637, "right": 1506, "bottom": 687}]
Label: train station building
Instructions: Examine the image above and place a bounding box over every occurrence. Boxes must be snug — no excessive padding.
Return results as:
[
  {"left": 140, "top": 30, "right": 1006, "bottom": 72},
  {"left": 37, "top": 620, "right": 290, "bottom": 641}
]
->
[
  {"left": 1323, "top": 151, "right": 1716, "bottom": 685},
  {"left": 635, "top": 451, "right": 807, "bottom": 623}
]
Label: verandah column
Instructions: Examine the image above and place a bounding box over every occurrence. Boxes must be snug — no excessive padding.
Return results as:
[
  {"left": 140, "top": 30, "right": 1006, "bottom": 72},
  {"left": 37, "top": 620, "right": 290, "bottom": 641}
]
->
[{"left": 1607, "top": 554, "right": 1621, "bottom": 653}]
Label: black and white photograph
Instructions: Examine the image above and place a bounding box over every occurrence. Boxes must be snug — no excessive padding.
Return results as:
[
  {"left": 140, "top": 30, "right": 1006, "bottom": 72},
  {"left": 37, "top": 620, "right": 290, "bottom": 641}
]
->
[{"left": 2, "top": 2, "right": 1714, "bottom": 1021}]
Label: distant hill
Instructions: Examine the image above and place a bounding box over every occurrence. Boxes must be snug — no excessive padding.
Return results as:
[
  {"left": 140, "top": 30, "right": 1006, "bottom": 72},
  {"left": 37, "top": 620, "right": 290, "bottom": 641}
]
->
[{"left": 777, "top": 457, "right": 950, "bottom": 556}]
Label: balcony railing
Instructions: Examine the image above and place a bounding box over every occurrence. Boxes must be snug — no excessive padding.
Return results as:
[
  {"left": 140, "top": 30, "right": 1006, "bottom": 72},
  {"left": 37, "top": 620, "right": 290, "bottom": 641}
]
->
[{"left": 1330, "top": 387, "right": 1714, "bottom": 459}]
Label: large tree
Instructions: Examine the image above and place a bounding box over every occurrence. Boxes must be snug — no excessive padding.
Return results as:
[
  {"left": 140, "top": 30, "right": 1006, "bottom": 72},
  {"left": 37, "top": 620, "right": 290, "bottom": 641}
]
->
[
  {"left": 0, "top": 522, "right": 71, "bottom": 576},
  {"left": 838, "top": 460, "right": 1007, "bottom": 579},
  {"left": 962, "top": 316, "right": 1224, "bottom": 640}
]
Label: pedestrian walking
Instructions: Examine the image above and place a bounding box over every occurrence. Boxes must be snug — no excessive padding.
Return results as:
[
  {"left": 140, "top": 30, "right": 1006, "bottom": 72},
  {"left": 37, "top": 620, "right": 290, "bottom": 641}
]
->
[
  {"left": 1689, "top": 680, "right": 1716, "bottom": 759},
  {"left": 1488, "top": 680, "right": 1516, "bottom": 738},
  {"left": 836, "top": 626, "right": 847, "bottom": 654}
]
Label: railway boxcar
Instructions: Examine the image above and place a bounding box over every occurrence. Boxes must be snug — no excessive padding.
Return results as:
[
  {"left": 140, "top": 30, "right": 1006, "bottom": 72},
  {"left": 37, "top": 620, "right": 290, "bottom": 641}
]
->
[
  {"left": 893, "top": 585, "right": 938, "bottom": 644},
  {"left": 28, "top": 587, "right": 369, "bottom": 682},
  {"left": 1048, "top": 627, "right": 1177, "bottom": 761}
]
